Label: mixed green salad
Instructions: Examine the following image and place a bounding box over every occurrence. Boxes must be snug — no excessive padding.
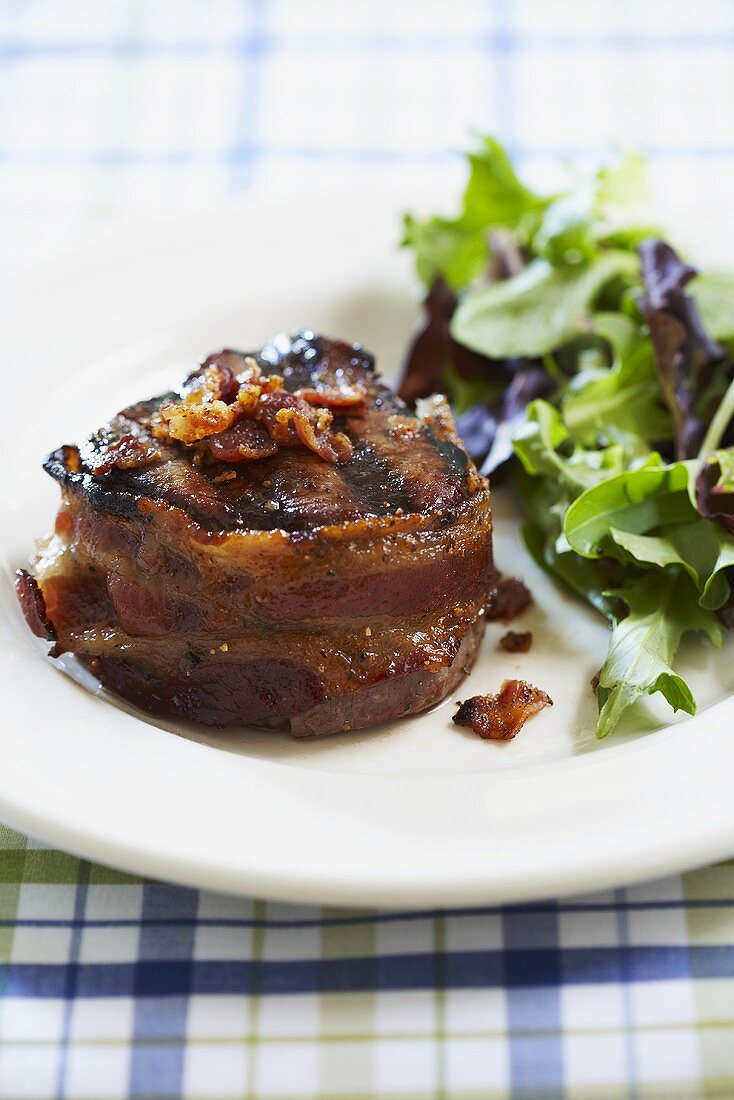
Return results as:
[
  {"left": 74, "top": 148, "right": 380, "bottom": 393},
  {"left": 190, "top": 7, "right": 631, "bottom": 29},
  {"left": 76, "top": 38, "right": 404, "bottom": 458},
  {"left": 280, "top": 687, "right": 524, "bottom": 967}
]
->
[{"left": 400, "top": 137, "right": 734, "bottom": 738}]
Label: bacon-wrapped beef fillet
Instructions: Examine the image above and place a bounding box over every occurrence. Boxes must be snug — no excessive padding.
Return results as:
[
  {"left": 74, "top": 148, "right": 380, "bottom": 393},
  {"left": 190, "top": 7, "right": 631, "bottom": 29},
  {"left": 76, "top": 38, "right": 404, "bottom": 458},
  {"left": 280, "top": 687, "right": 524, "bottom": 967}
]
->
[{"left": 16, "top": 332, "right": 494, "bottom": 736}]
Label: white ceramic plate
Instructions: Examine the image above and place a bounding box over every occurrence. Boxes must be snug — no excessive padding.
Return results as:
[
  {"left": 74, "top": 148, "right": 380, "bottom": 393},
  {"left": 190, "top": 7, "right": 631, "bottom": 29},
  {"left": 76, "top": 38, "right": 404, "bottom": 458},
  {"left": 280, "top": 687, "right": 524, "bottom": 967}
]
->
[{"left": 1, "top": 193, "right": 734, "bottom": 907}]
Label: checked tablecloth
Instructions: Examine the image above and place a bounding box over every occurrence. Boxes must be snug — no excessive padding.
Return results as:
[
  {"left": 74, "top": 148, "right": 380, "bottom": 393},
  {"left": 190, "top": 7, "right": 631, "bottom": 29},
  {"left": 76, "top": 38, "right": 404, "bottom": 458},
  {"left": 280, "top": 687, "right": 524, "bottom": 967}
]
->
[{"left": 3, "top": 1, "right": 734, "bottom": 1097}]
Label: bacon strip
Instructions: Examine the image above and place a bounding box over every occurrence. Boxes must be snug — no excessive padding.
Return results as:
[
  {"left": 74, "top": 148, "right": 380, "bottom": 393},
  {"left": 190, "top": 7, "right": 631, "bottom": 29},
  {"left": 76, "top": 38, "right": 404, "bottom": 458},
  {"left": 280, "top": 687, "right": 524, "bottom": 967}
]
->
[{"left": 15, "top": 569, "right": 57, "bottom": 641}]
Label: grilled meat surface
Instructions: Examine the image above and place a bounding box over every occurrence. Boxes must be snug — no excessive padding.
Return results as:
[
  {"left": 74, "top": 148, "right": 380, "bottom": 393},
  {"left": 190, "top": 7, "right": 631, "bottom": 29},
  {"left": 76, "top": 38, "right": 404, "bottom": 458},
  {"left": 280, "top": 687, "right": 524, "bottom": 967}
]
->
[{"left": 17, "top": 332, "right": 494, "bottom": 736}]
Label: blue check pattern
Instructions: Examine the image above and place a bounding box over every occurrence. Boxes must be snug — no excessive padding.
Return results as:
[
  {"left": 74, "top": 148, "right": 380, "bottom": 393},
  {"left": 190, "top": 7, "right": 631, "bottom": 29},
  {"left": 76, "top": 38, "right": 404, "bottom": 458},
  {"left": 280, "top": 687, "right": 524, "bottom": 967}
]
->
[{"left": 3, "top": 1, "right": 734, "bottom": 1096}]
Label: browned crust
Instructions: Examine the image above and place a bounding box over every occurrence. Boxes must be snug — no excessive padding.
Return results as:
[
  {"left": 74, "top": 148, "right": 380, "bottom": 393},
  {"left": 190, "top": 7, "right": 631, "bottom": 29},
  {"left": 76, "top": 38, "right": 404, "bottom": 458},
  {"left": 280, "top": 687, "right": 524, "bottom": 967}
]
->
[{"left": 23, "top": 334, "right": 494, "bottom": 736}]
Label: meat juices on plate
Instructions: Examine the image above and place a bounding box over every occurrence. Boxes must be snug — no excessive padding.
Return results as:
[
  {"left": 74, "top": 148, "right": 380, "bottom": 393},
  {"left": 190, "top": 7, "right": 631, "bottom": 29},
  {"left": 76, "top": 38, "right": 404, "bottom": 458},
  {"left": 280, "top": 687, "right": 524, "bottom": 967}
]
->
[{"left": 17, "top": 332, "right": 494, "bottom": 737}]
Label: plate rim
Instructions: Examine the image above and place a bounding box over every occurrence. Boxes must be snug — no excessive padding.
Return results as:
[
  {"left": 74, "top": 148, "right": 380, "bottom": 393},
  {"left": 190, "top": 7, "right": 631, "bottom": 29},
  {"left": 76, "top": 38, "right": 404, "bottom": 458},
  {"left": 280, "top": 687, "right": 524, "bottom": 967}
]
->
[{"left": 2, "top": 191, "right": 734, "bottom": 908}]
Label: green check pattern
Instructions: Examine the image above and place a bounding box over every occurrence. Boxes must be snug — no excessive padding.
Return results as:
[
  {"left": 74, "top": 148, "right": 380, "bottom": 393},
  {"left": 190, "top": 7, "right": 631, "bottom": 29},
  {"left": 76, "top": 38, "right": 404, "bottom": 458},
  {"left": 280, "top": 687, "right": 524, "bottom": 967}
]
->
[
  {"left": 4, "top": 0, "right": 734, "bottom": 1095},
  {"left": 4, "top": 823, "right": 734, "bottom": 1098}
]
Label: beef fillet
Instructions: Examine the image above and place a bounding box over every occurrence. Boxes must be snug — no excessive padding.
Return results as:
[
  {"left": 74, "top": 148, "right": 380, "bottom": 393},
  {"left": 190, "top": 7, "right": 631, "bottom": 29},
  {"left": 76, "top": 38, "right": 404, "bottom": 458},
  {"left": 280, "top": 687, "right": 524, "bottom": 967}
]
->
[{"left": 17, "top": 332, "right": 494, "bottom": 736}]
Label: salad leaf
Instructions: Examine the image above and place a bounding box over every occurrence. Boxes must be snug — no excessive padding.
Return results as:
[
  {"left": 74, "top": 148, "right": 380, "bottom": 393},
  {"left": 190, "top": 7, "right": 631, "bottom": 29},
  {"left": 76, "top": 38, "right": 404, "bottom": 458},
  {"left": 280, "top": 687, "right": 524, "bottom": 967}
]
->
[
  {"left": 534, "top": 151, "right": 657, "bottom": 265},
  {"left": 398, "top": 278, "right": 458, "bottom": 405},
  {"left": 639, "top": 238, "right": 728, "bottom": 459},
  {"left": 461, "top": 136, "right": 548, "bottom": 232},
  {"left": 402, "top": 136, "right": 548, "bottom": 290},
  {"left": 397, "top": 278, "right": 504, "bottom": 406},
  {"left": 532, "top": 190, "right": 598, "bottom": 266},
  {"left": 609, "top": 521, "right": 734, "bottom": 610},
  {"left": 514, "top": 400, "right": 632, "bottom": 493},
  {"left": 401, "top": 217, "right": 487, "bottom": 294},
  {"left": 401, "top": 136, "right": 734, "bottom": 739},
  {"left": 696, "top": 449, "right": 734, "bottom": 535},
  {"left": 690, "top": 271, "right": 734, "bottom": 343},
  {"left": 562, "top": 313, "right": 673, "bottom": 446},
  {"left": 470, "top": 366, "right": 556, "bottom": 476},
  {"left": 595, "top": 570, "right": 722, "bottom": 738},
  {"left": 563, "top": 462, "right": 692, "bottom": 559},
  {"left": 520, "top": 472, "right": 622, "bottom": 619},
  {"left": 451, "top": 252, "right": 637, "bottom": 360}
]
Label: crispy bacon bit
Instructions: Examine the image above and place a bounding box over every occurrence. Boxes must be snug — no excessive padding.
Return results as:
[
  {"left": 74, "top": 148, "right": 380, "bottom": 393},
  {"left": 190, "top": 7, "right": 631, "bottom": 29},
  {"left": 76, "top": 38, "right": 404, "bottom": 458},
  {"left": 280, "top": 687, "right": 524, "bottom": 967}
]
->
[
  {"left": 151, "top": 354, "right": 357, "bottom": 466},
  {"left": 207, "top": 420, "right": 278, "bottom": 463},
  {"left": 298, "top": 386, "right": 366, "bottom": 412},
  {"left": 15, "top": 569, "right": 57, "bottom": 641},
  {"left": 60, "top": 445, "right": 81, "bottom": 474},
  {"left": 157, "top": 397, "right": 238, "bottom": 444},
  {"left": 182, "top": 350, "right": 252, "bottom": 403},
  {"left": 388, "top": 414, "right": 423, "bottom": 441},
  {"left": 486, "top": 574, "right": 533, "bottom": 622},
  {"left": 90, "top": 434, "right": 161, "bottom": 476},
  {"left": 499, "top": 630, "right": 532, "bottom": 653},
  {"left": 259, "top": 391, "right": 354, "bottom": 463},
  {"left": 212, "top": 469, "right": 237, "bottom": 484},
  {"left": 278, "top": 408, "right": 353, "bottom": 463},
  {"left": 453, "top": 680, "right": 552, "bottom": 741}
]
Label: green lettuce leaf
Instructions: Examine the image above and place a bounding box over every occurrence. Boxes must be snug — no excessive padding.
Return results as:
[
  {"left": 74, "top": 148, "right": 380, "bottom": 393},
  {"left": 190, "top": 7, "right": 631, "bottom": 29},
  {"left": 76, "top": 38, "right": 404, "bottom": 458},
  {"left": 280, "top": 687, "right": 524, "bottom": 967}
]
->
[
  {"left": 402, "top": 136, "right": 548, "bottom": 289},
  {"left": 596, "top": 570, "right": 723, "bottom": 738},
  {"left": 522, "top": 516, "right": 620, "bottom": 619},
  {"left": 533, "top": 151, "right": 657, "bottom": 265},
  {"left": 451, "top": 252, "right": 638, "bottom": 359},
  {"left": 562, "top": 312, "right": 673, "bottom": 446},
  {"left": 461, "top": 136, "right": 548, "bottom": 231},
  {"left": 563, "top": 462, "right": 692, "bottom": 558},
  {"left": 689, "top": 271, "right": 734, "bottom": 343},
  {"left": 401, "top": 217, "right": 486, "bottom": 292},
  {"left": 609, "top": 521, "right": 734, "bottom": 610},
  {"left": 514, "top": 399, "right": 635, "bottom": 493}
]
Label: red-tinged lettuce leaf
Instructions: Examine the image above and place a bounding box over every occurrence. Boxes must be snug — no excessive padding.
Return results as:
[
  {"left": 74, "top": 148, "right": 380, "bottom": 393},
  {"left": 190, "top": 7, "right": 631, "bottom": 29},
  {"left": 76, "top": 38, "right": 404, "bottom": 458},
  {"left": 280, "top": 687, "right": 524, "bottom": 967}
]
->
[
  {"left": 696, "top": 449, "right": 734, "bottom": 535},
  {"left": 397, "top": 278, "right": 498, "bottom": 406},
  {"left": 465, "top": 366, "right": 556, "bottom": 476},
  {"left": 399, "top": 278, "right": 556, "bottom": 475},
  {"left": 639, "top": 238, "right": 729, "bottom": 459},
  {"left": 454, "top": 401, "right": 499, "bottom": 465}
]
